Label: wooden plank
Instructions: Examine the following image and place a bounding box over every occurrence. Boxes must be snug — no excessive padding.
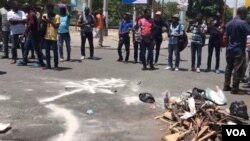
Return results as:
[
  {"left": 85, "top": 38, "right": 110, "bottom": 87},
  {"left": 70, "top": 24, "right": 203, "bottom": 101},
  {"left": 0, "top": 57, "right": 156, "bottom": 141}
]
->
[
  {"left": 197, "top": 131, "right": 216, "bottom": 141},
  {"left": 164, "top": 111, "right": 174, "bottom": 120},
  {"left": 162, "top": 133, "right": 180, "bottom": 141},
  {"left": 197, "top": 126, "right": 208, "bottom": 138}
]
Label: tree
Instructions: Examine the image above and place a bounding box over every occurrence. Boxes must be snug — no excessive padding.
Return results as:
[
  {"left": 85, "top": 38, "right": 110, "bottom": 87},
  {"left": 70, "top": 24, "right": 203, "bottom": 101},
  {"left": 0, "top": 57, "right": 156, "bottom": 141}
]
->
[{"left": 187, "top": 0, "right": 225, "bottom": 19}]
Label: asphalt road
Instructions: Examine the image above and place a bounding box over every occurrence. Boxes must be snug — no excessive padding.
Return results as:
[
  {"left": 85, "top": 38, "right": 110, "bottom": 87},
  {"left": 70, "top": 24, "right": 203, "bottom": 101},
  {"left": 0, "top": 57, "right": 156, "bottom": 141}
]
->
[{"left": 0, "top": 31, "right": 249, "bottom": 141}]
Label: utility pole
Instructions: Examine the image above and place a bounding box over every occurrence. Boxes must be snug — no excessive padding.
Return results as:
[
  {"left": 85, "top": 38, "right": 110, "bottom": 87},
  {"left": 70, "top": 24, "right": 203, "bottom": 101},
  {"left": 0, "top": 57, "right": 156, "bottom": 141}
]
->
[
  {"left": 88, "top": 0, "right": 92, "bottom": 11},
  {"left": 83, "top": 0, "right": 88, "bottom": 10},
  {"left": 233, "top": 0, "right": 238, "bottom": 17},
  {"left": 133, "top": 5, "right": 136, "bottom": 25},
  {"left": 103, "top": 0, "right": 109, "bottom": 36}
]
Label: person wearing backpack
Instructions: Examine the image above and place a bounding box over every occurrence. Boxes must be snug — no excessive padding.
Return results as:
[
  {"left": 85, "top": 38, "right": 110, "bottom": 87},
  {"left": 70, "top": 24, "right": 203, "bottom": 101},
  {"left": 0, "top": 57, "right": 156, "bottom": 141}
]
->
[
  {"left": 42, "top": 3, "right": 60, "bottom": 70},
  {"left": 78, "top": 7, "right": 95, "bottom": 60},
  {"left": 165, "top": 14, "right": 184, "bottom": 71},
  {"left": 58, "top": 7, "right": 71, "bottom": 62},
  {"left": 139, "top": 9, "right": 155, "bottom": 70},
  {"left": 117, "top": 12, "right": 133, "bottom": 63}
]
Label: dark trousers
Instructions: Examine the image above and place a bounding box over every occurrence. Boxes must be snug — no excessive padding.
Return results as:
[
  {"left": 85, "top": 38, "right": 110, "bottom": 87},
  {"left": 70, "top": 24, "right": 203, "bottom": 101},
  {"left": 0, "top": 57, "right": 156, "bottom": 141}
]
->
[
  {"left": 140, "top": 38, "right": 154, "bottom": 68},
  {"left": 168, "top": 44, "right": 180, "bottom": 68},
  {"left": 45, "top": 40, "right": 58, "bottom": 67},
  {"left": 2, "top": 31, "right": 9, "bottom": 57},
  {"left": 134, "top": 41, "right": 139, "bottom": 62},
  {"left": 58, "top": 33, "right": 71, "bottom": 60},
  {"left": 154, "top": 37, "right": 163, "bottom": 63},
  {"left": 191, "top": 42, "right": 202, "bottom": 68},
  {"left": 207, "top": 39, "right": 220, "bottom": 70},
  {"left": 81, "top": 31, "right": 94, "bottom": 57},
  {"left": 224, "top": 51, "right": 246, "bottom": 89},
  {"left": 118, "top": 36, "right": 130, "bottom": 61},
  {"left": 23, "top": 36, "right": 45, "bottom": 65},
  {"left": 11, "top": 34, "right": 22, "bottom": 60}
]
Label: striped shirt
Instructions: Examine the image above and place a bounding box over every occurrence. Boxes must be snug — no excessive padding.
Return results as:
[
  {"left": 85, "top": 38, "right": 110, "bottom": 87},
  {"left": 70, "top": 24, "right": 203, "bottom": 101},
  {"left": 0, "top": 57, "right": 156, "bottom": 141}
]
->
[{"left": 191, "top": 22, "right": 207, "bottom": 44}]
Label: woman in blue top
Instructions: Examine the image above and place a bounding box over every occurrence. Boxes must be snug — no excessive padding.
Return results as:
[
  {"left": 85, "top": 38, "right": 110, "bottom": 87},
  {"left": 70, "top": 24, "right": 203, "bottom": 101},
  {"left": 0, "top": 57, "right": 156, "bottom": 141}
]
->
[{"left": 58, "top": 7, "right": 71, "bottom": 62}]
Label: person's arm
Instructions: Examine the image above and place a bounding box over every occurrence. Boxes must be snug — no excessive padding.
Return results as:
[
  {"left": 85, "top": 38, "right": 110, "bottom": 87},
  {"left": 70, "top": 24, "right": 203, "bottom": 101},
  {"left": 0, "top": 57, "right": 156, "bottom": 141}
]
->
[
  {"left": 78, "top": 15, "right": 85, "bottom": 27},
  {"left": 7, "top": 12, "right": 22, "bottom": 25},
  {"left": 49, "top": 15, "right": 60, "bottom": 29}
]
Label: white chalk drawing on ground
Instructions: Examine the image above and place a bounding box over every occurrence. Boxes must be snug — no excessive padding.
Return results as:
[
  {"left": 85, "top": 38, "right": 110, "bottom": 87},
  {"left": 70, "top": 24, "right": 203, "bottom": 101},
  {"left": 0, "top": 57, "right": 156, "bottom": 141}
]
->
[
  {"left": 0, "top": 95, "right": 10, "bottom": 101},
  {"left": 40, "top": 78, "right": 127, "bottom": 104}
]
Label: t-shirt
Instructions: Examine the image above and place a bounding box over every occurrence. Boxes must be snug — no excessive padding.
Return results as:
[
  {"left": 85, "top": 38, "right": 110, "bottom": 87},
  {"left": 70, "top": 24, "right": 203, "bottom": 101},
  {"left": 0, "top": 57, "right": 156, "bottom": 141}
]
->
[
  {"left": 226, "top": 16, "right": 250, "bottom": 54},
  {"left": 139, "top": 18, "right": 154, "bottom": 37},
  {"left": 0, "top": 7, "right": 10, "bottom": 31},
  {"left": 43, "top": 14, "right": 60, "bottom": 41},
  {"left": 25, "top": 11, "right": 39, "bottom": 36},
  {"left": 78, "top": 14, "right": 95, "bottom": 33},
  {"left": 96, "top": 14, "right": 105, "bottom": 29},
  {"left": 58, "top": 15, "right": 70, "bottom": 33},
  {"left": 7, "top": 10, "right": 26, "bottom": 35},
  {"left": 190, "top": 22, "right": 207, "bottom": 45},
  {"left": 153, "top": 20, "right": 168, "bottom": 37},
  {"left": 120, "top": 20, "right": 132, "bottom": 37}
]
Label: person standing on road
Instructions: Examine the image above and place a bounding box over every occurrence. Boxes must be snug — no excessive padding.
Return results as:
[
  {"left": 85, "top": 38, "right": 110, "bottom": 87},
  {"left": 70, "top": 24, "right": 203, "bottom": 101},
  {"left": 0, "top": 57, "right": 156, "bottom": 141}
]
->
[
  {"left": 78, "top": 7, "right": 95, "bottom": 60},
  {"left": 223, "top": 7, "right": 250, "bottom": 94},
  {"left": 132, "top": 16, "right": 142, "bottom": 63},
  {"left": 117, "top": 12, "right": 133, "bottom": 63},
  {"left": 42, "top": 3, "right": 60, "bottom": 70},
  {"left": 165, "top": 14, "right": 184, "bottom": 71},
  {"left": 58, "top": 7, "right": 71, "bottom": 62},
  {"left": 95, "top": 11, "right": 106, "bottom": 47},
  {"left": 187, "top": 14, "right": 207, "bottom": 73},
  {"left": 20, "top": 5, "right": 45, "bottom": 67},
  {"left": 206, "top": 13, "right": 223, "bottom": 74},
  {"left": 139, "top": 9, "right": 155, "bottom": 70},
  {"left": 0, "top": 1, "right": 11, "bottom": 59},
  {"left": 153, "top": 11, "right": 168, "bottom": 65},
  {"left": 7, "top": 0, "right": 26, "bottom": 64}
]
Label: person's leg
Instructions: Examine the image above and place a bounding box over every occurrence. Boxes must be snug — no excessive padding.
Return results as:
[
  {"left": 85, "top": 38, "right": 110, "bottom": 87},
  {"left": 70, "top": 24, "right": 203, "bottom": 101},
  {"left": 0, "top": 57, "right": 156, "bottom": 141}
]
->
[
  {"left": 224, "top": 53, "right": 234, "bottom": 89},
  {"left": 11, "top": 34, "right": 20, "bottom": 63},
  {"left": 58, "top": 33, "right": 64, "bottom": 59},
  {"left": 232, "top": 54, "right": 246, "bottom": 91},
  {"left": 207, "top": 40, "right": 214, "bottom": 70},
  {"left": 155, "top": 37, "right": 162, "bottom": 64},
  {"left": 168, "top": 44, "right": 174, "bottom": 68},
  {"left": 124, "top": 37, "right": 130, "bottom": 62},
  {"left": 117, "top": 37, "right": 124, "bottom": 61},
  {"left": 197, "top": 44, "right": 202, "bottom": 68},
  {"left": 140, "top": 39, "right": 147, "bottom": 68},
  {"left": 65, "top": 32, "right": 71, "bottom": 61},
  {"left": 2, "top": 31, "right": 9, "bottom": 58},
  {"left": 87, "top": 32, "right": 94, "bottom": 58},
  {"left": 148, "top": 42, "right": 154, "bottom": 68},
  {"left": 174, "top": 44, "right": 180, "bottom": 69},
  {"left": 52, "top": 41, "right": 59, "bottom": 68},
  {"left": 191, "top": 42, "right": 196, "bottom": 69},
  {"left": 81, "top": 32, "right": 86, "bottom": 57},
  {"left": 45, "top": 40, "right": 51, "bottom": 68},
  {"left": 23, "top": 36, "right": 31, "bottom": 64},
  {"left": 99, "top": 29, "right": 104, "bottom": 46},
  {"left": 33, "top": 36, "right": 45, "bottom": 66},
  {"left": 134, "top": 41, "right": 138, "bottom": 62},
  {"left": 215, "top": 41, "right": 221, "bottom": 70}
]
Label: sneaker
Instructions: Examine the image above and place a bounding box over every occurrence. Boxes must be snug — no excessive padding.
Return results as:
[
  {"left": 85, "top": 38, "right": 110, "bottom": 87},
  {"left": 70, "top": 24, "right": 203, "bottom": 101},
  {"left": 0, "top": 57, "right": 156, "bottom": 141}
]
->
[
  {"left": 175, "top": 68, "right": 179, "bottom": 71},
  {"left": 196, "top": 68, "right": 201, "bottom": 73},
  {"left": 149, "top": 66, "right": 156, "bottom": 70},
  {"left": 165, "top": 66, "right": 171, "bottom": 70},
  {"left": 80, "top": 56, "right": 85, "bottom": 60},
  {"left": 117, "top": 58, "right": 123, "bottom": 62},
  {"left": 60, "top": 58, "right": 64, "bottom": 62},
  {"left": 215, "top": 69, "right": 220, "bottom": 74}
]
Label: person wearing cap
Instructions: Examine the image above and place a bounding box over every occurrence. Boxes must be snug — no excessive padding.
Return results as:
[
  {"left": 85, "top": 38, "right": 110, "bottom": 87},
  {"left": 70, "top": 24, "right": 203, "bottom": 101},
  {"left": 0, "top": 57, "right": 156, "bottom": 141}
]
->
[
  {"left": 153, "top": 11, "right": 168, "bottom": 65},
  {"left": 187, "top": 13, "right": 207, "bottom": 73},
  {"left": 165, "top": 14, "right": 184, "bottom": 71},
  {"left": 206, "top": 13, "right": 223, "bottom": 74},
  {"left": 139, "top": 9, "right": 155, "bottom": 70},
  {"left": 223, "top": 7, "right": 250, "bottom": 94},
  {"left": 78, "top": 7, "right": 95, "bottom": 60},
  {"left": 42, "top": 3, "right": 61, "bottom": 70},
  {"left": 117, "top": 12, "right": 133, "bottom": 62}
]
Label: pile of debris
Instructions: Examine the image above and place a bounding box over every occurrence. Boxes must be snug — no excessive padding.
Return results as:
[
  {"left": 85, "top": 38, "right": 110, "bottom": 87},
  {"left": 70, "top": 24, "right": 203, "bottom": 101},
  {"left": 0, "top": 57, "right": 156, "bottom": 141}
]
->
[{"left": 155, "top": 87, "right": 249, "bottom": 141}]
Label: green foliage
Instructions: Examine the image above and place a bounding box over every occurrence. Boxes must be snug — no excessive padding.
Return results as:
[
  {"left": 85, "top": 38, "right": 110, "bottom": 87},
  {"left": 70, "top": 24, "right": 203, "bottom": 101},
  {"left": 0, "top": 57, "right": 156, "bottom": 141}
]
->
[{"left": 161, "top": 2, "right": 179, "bottom": 21}]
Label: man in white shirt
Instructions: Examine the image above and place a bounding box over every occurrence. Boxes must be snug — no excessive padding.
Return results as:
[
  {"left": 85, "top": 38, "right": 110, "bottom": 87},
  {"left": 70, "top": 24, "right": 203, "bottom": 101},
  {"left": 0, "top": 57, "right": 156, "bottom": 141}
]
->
[{"left": 7, "top": 0, "right": 26, "bottom": 64}]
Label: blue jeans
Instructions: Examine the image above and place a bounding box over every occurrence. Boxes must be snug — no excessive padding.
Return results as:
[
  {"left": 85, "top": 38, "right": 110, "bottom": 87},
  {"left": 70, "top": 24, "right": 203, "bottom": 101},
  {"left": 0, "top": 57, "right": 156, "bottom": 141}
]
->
[
  {"left": 191, "top": 42, "right": 202, "bottom": 68},
  {"left": 140, "top": 38, "right": 154, "bottom": 68},
  {"left": 11, "top": 34, "right": 22, "bottom": 60},
  {"left": 58, "top": 33, "right": 71, "bottom": 60},
  {"left": 23, "top": 36, "right": 45, "bottom": 65},
  {"left": 168, "top": 44, "right": 180, "bottom": 68},
  {"left": 45, "top": 40, "right": 58, "bottom": 67}
]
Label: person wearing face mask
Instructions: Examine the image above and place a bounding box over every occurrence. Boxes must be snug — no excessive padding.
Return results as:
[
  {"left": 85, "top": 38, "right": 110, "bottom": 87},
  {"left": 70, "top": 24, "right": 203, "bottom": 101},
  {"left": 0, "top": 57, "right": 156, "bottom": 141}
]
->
[
  {"left": 165, "top": 14, "right": 184, "bottom": 71},
  {"left": 187, "top": 13, "right": 207, "bottom": 73}
]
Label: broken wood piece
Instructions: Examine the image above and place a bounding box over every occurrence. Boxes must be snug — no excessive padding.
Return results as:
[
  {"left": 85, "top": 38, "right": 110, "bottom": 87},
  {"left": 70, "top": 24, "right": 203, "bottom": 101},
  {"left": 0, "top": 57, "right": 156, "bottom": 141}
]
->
[
  {"left": 164, "top": 111, "right": 174, "bottom": 120},
  {"left": 169, "top": 122, "right": 179, "bottom": 129},
  {"left": 155, "top": 114, "right": 164, "bottom": 119},
  {"left": 179, "top": 130, "right": 192, "bottom": 139},
  {"left": 162, "top": 133, "right": 180, "bottom": 141},
  {"left": 159, "top": 118, "right": 172, "bottom": 125},
  {"left": 197, "top": 131, "right": 216, "bottom": 141},
  {"left": 197, "top": 126, "right": 208, "bottom": 138}
]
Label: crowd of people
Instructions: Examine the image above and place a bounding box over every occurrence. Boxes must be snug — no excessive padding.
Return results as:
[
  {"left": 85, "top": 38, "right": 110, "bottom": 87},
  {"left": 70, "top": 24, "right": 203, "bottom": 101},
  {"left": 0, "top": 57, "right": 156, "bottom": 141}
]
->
[{"left": 1, "top": 1, "right": 250, "bottom": 94}]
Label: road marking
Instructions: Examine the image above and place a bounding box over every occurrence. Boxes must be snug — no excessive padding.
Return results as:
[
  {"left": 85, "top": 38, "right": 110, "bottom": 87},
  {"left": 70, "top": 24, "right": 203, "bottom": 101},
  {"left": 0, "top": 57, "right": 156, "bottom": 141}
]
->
[
  {"left": 124, "top": 96, "right": 140, "bottom": 105},
  {"left": 46, "top": 104, "right": 79, "bottom": 141},
  {"left": 24, "top": 89, "right": 34, "bottom": 92},
  {"left": 0, "top": 95, "right": 10, "bottom": 101}
]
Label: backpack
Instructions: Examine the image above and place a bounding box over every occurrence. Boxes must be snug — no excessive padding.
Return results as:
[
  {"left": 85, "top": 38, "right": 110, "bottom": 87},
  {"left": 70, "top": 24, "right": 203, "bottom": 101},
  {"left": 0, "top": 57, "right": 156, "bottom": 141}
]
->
[
  {"left": 230, "top": 101, "right": 249, "bottom": 120},
  {"left": 178, "top": 24, "right": 188, "bottom": 52}
]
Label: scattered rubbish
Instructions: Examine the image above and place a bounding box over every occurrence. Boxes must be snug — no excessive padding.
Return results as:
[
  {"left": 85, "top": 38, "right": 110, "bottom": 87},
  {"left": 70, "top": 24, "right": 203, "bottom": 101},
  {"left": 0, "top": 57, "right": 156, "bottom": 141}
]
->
[
  {"left": 139, "top": 93, "right": 155, "bottom": 104},
  {"left": 137, "top": 81, "right": 142, "bottom": 85},
  {"left": 113, "top": 89, "right": 118, "bottom": 93},
  {"left": 0, "top": 123, "right": 11, "bottom": 133},
  {"left": 156, "top": 87, "right": 249, "bottom": 141},
  {"left": 86, "top": 109, "right": 94, "bottom": 115},
  {"left": 149, "top": 104, "right": 156, "bottom": 109}
]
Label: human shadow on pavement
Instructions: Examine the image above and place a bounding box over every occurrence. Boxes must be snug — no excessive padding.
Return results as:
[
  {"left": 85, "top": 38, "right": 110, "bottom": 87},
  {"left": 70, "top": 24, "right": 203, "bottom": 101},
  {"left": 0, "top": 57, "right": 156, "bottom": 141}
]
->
[
  {"left": 70, "top": 59, "right": 82, "bottom": 63},
  {"left": 86, "top": 57, "right": 102, "bottom": 60},
  {"left": 0, "top": 71, "right": 7, "bottom": 75},
  {"left": 55, "top": 67, "right": 73, "bottom": 71}
]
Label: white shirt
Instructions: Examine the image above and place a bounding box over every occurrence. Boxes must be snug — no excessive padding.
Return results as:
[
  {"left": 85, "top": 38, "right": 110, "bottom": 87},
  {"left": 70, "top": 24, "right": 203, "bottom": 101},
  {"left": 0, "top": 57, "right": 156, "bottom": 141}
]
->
[{"left": 7, "top": 10, "right": 26, "bottom": 35}]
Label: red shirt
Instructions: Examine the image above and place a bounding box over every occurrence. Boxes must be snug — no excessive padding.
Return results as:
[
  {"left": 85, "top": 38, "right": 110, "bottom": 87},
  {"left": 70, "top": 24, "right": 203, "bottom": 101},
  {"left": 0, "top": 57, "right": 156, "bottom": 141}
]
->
[{"left": 25, "top": 11, "right": 39, "bottom": 36}]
